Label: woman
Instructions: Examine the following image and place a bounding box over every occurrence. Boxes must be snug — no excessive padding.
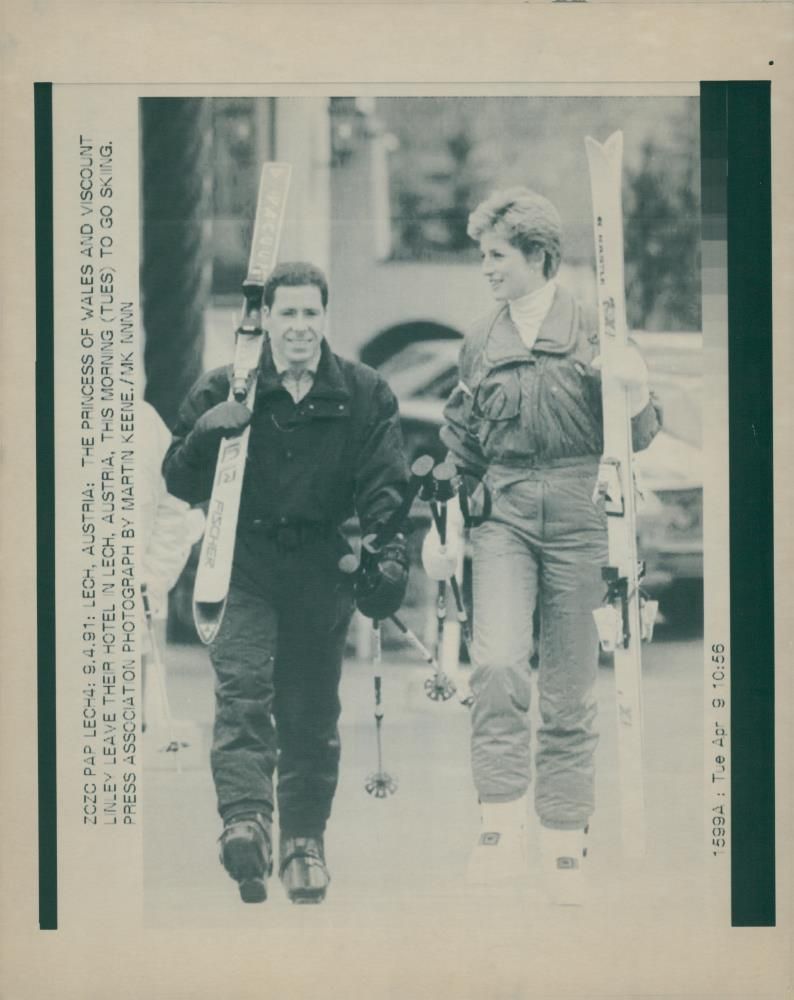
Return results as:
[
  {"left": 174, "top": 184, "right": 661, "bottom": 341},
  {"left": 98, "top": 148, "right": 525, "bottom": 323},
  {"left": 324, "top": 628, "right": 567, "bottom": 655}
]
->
[{"left": 425, "top": 187, "right": 660, "bottom": 903}]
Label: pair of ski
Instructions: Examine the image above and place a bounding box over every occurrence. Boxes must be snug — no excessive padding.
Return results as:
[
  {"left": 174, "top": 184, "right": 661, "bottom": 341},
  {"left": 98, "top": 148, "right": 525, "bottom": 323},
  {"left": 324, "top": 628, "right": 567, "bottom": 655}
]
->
[
  {"left": 192, "top": 136, "right": 651, "bottom": 856},
  {"left": 192, "top": 162, "right": 292, "bottom": 645},
  {"left": 586, "top": 131, "right": 657, "bottom": 860}
]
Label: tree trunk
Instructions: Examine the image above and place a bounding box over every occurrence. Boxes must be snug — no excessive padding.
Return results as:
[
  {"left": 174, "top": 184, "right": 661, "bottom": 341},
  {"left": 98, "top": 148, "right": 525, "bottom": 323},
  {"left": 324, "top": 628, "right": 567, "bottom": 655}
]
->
[{"left": 141, "top": 98, "right": 212, "bottom": 426}]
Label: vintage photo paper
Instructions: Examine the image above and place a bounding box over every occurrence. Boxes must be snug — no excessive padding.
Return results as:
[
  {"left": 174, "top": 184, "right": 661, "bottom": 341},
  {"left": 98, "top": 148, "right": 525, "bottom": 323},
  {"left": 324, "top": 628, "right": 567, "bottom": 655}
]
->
[{"left": 1, "top": 4, "right": 791, "bottom": 999}]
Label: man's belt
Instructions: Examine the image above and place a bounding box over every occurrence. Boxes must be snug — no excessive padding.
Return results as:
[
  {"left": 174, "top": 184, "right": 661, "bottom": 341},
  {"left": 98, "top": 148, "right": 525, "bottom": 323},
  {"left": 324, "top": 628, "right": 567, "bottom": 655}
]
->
[{"left": 246, "top": 518, "right": 336, "bottom": 551}]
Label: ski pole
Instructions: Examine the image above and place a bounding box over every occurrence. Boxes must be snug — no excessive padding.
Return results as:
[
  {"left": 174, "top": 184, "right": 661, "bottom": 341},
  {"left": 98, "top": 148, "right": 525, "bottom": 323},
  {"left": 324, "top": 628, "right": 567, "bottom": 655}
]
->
[
  {"left": 445, "top": 471, "right": 482, "bottom": 708},
  {"left": 428, "top": 462, "right": 452, "bottom": 661},
  {"left": 367, "top": 454, "right": 436, "bottom": 552},
  {"left": 336, "top": 559, "right": 398, "bottom": 795},
  {"left": 389, "top": 612, "right": 456, "bottom": 702},
  {"left": 338, "top": 554, "right": 456, "bottom": 702},
  {"left": 192, "top": 163, "right": 291, "bottom": 647},
  {"left": 364, "top": 620, "right": 398, "bottom": 798},
  {"left": 427, "top": 463, "right": 474, "bottom": 657},
  {"left": 426, "top": 465, "right": 476, "bottom": 707},
  {"left": 458, "top": 477, "right": 472, "bottom": 527},
  {"left": 456, "top": 468, "right": 492, "bottom": 530}
]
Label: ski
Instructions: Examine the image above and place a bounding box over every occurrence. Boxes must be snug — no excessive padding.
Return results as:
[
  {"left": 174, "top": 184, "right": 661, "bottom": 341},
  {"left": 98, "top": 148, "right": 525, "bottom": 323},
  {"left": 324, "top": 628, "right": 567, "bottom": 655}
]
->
[
  {"left": 585, "top": 131, "right": 652, "bottom": 859},
  {"left": 193, "top": 162, "right": 291, "bottom": 644}
]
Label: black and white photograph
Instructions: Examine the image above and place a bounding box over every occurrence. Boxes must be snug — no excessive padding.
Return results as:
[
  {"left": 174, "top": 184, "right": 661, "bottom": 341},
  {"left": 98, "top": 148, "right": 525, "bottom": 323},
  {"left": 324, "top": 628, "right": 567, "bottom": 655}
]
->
[
  {"left": 137, "top": 94, "right": 707, "bottom": 924},
  {"left": 1, "top": 2, "right": 790, "bottom": 997}
]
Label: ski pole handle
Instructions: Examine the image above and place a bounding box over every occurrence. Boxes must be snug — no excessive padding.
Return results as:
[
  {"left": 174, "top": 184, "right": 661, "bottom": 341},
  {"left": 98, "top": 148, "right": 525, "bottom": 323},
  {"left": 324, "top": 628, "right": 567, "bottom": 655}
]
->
[
  {"left": 369, "top": 454, "right": 436, "bottom": 549},
  {"left": 428, "top": 461, "right": 459, "bottom": 545},
  {"left": 431, "top": 460, "right": 458, "bottom": 504}
]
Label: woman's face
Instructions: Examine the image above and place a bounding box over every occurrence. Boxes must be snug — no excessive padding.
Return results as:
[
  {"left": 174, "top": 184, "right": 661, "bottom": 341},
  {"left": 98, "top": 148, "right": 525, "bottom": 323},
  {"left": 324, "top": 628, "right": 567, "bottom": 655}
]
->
[{"left": 479, "top": 231, "right": 545, "bottom": 302}]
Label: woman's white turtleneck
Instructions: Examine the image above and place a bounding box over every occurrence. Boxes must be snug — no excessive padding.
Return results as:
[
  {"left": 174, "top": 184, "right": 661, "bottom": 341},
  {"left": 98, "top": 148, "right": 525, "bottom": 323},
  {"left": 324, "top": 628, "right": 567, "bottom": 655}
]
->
[{"left": 508, "top": 279, "right": 557, "bottom": 351}]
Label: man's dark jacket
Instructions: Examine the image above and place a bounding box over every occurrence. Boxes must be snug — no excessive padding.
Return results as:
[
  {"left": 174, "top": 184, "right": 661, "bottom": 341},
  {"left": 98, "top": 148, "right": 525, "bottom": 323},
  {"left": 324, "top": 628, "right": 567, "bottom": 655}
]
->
[{"left": 162, "top": 339, "right": 408, "bottom": 536}]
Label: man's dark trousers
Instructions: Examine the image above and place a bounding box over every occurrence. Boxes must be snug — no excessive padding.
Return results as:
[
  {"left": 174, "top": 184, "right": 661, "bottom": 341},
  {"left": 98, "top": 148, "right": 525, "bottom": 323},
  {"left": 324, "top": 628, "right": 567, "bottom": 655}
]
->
[{"left": 209, "top": 525, "right": 355, "bottom": 837}]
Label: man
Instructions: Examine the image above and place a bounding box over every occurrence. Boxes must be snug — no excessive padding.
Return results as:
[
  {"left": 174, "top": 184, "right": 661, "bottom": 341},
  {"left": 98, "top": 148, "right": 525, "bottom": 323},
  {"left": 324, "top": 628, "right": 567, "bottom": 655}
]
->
[{"left": 163, "top": 262, "right": 409, "bottom": 904}]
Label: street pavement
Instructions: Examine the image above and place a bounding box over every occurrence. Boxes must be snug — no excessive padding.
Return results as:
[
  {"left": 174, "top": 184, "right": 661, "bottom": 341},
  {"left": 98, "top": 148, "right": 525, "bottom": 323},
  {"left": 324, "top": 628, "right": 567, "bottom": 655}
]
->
[{"left": 141, "top": 620, "right": 717, "bottom": 994}]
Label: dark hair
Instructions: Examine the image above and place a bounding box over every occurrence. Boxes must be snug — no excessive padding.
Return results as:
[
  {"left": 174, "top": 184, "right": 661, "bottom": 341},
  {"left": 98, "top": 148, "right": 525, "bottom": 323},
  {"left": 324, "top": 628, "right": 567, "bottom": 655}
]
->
[
  {"left": 263, "top": 262, "right": 329, "bottom": 309},
  {"left": 467, "top": 187, "right": 563, "bottom": 279}
]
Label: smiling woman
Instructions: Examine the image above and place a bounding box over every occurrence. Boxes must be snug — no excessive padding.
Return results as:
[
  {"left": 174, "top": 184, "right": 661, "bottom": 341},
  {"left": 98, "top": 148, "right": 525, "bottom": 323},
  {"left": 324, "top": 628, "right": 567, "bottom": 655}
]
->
[
  {"left": 470, "top": 187, "right": 562, "bottom": 303},
  {"left": 432, "top": 184, "right": 662, "bottom": 903},
  {"left": 478, "top": 232, "right": 546, "bottom": 302}
]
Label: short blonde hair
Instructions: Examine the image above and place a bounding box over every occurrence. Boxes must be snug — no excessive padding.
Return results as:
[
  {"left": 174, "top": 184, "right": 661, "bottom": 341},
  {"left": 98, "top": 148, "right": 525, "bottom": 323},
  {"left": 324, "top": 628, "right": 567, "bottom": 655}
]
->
[{"left": 467, "top": 187, "right": 562, "bottom": 279}]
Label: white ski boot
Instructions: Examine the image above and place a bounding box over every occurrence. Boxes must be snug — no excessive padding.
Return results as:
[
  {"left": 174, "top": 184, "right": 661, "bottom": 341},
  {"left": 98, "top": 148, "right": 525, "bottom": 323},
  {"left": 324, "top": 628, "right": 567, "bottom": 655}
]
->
[
  {"left": 466, "top": 795, "right": 528, "bottom": 886},
  {"left": 540, "top": 825, "right": 587, "bottom": 906}
]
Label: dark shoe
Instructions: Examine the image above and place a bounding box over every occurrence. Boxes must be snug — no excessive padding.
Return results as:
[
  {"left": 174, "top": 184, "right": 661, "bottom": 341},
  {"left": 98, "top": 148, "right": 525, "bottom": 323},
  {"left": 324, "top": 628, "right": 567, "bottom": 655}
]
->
[
  {"left": 219, "top": 814, "right": 272, "bottom": 903},
  {"left": 279, "top": 835, "right": 330, "bottom": 904}
]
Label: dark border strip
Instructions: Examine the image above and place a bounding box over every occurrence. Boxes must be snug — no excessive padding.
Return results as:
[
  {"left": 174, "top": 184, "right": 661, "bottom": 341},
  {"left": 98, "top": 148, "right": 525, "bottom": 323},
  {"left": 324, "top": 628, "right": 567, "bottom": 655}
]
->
[
  {"left": 727, "top": 81, "right": 775, "bottom": 927},
  {"left": 35, "top": 81, "right": 58, "bottom": 930},
  {"left": 703, "top": 81, "right": 775, "bottom": 926}
]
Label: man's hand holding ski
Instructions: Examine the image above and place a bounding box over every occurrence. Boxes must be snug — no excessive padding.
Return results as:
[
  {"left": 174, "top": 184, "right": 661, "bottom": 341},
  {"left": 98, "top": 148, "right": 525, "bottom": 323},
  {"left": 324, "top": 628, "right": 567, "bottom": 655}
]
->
[{"left": 185, "top": 401, "right": 253, "bottom": 459}]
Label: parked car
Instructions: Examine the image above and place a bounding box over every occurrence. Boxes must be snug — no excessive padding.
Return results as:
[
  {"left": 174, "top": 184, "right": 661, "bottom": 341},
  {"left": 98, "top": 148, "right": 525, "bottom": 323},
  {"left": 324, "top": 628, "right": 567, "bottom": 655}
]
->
[{"left": 379, "top": 332, "right": 704, "bottom": 625}]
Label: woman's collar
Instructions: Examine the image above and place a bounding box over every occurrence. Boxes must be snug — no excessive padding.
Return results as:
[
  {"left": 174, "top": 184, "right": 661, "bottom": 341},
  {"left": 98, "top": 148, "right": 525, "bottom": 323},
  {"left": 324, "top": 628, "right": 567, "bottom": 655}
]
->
[{"left": 484, "top": 286, "right": 579, "bottom": 366}]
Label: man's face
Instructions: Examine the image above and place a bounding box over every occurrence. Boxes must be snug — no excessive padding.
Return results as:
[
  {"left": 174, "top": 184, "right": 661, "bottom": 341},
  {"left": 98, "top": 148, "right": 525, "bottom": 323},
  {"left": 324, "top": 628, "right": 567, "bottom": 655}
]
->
[{"left": 266, "top": 284, "right": 327, "bottom": 366}]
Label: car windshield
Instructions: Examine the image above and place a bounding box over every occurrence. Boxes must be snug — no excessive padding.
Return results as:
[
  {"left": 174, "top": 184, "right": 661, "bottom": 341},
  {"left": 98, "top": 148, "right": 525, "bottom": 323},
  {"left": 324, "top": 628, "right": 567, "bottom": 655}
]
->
[{"left": 379, "top": 340, "right": 462, "bottom": 399}]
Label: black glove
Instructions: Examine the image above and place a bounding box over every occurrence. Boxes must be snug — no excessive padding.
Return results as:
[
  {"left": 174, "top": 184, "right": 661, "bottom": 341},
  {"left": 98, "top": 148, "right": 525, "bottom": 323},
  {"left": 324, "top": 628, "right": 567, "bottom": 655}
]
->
[
  {"left": 355, "top": 534, "right": 409, "bottom": 621},
  {"left": 186, "top": 401, "right": 252, "bottom": 459}
]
